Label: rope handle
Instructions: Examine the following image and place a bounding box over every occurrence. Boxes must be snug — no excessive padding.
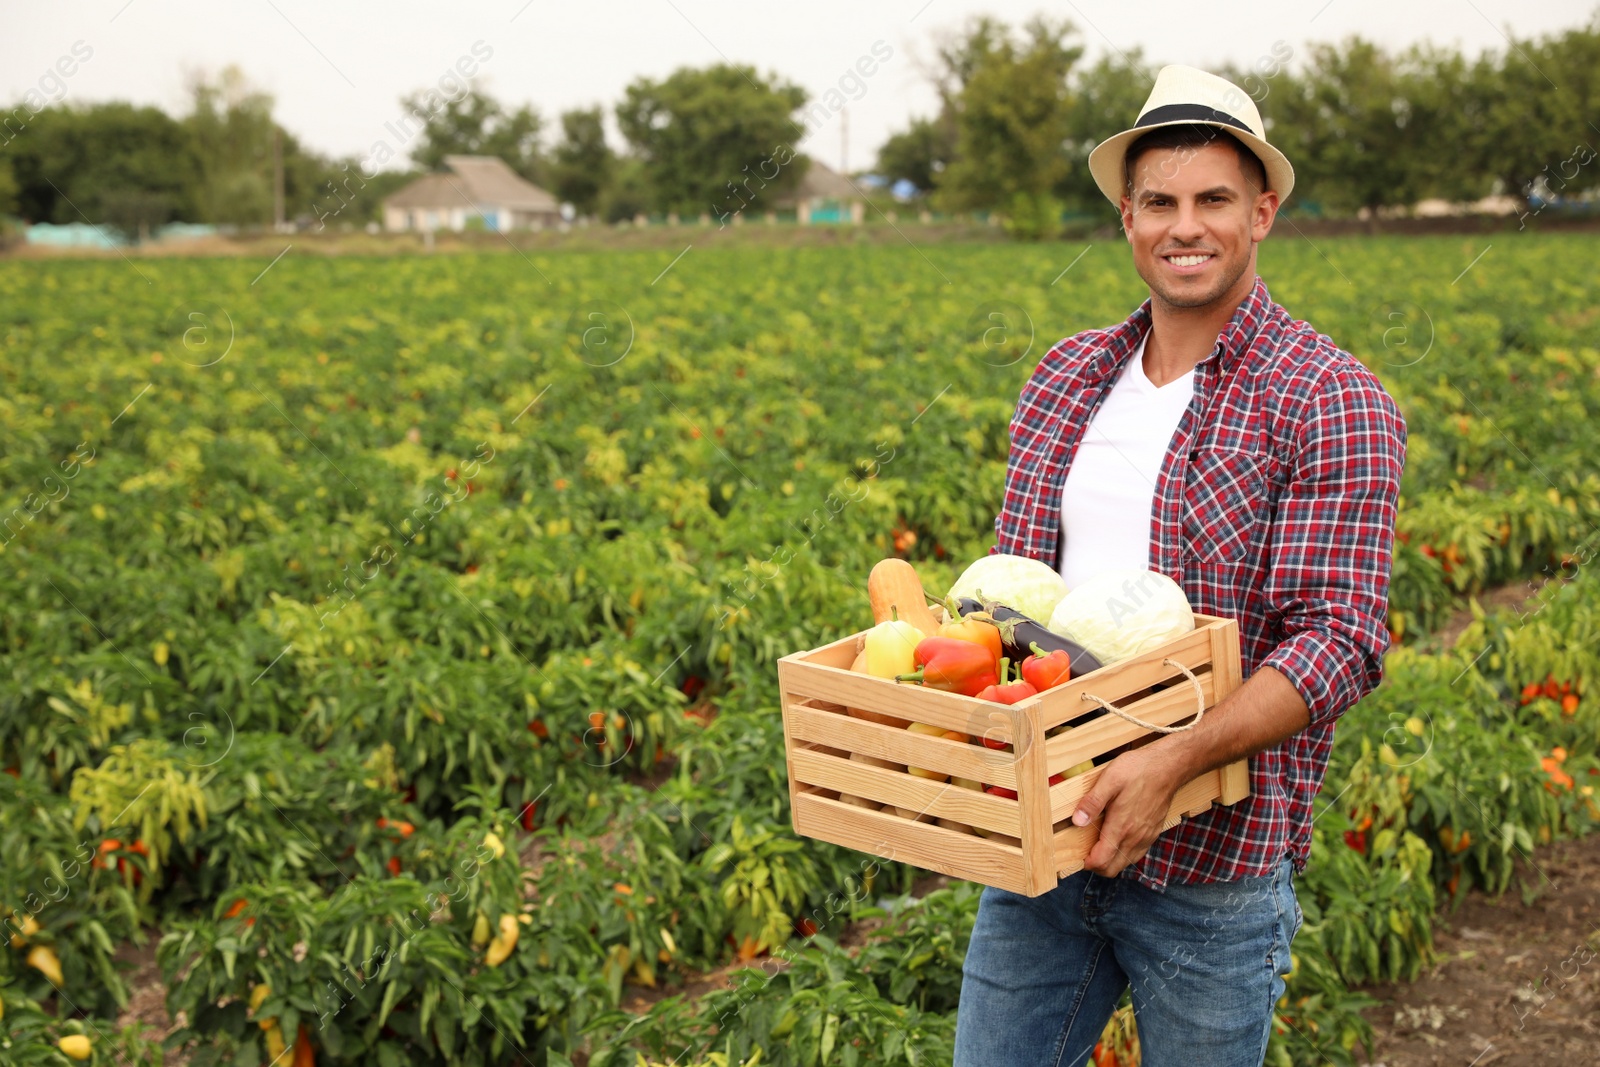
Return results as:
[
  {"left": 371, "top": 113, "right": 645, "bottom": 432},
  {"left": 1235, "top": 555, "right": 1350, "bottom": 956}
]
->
[{"left": 1078, "top": 658, "right": 1206, "bottom": 734}]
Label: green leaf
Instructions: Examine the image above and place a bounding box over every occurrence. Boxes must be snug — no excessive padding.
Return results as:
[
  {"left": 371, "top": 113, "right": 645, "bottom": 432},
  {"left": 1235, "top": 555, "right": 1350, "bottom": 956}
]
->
[{"left": 378, "top": 977, "right": 403, "bottom": 1028}]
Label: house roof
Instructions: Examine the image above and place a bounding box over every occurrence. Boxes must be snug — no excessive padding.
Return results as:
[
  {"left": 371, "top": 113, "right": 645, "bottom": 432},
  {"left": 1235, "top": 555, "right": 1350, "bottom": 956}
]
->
[
  {"left": 792, "top": 159, "right": 863, "bottom": 201},
  {"left": 382, "top": 155, "right": 560, "bottom": 212},
  {"left": 382, "top": 173, "right": 459, "bottom": 210}
]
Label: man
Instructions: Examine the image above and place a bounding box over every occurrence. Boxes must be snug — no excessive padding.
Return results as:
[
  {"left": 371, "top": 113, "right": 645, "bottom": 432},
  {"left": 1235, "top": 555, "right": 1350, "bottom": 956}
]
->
[{"left": 954, "top": 65, "right": 1407, "bottom": 1066}]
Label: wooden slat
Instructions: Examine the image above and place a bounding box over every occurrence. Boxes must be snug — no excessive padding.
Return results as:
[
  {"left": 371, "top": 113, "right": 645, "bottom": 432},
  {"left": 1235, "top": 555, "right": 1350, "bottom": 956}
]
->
[
  {"left": 1051, "top": 823, "right": 1096, "bottom": 872},
  {"left": 1032, "top": 624, "right": 1218, "bottom": 731},
  {"left": 779, "top": 659, "right": 806, "bottom": 837},
  {"left": 1218, "top": 759, "right": 1250, "bottom": 805},
  {"left": 778, "top": 632, "right": 861, "bottom": 672},
  {"left": 794, "top": 792, "right": 1028, "bottom": 894},
  {"left": 779, "top": 660, "right": 994, "bottom": 736},
  {"left": 1042, "top": 673, "right": 1218, "bottom": 768},
  {"left": 787, "top": 703, "right": 1018, "bottom": 788},
  {"left": 1014, "top": 683, "right": 1053, "bottom": 895},
  {"left": 1047, "top": 766, "right": 1102, "bottom": 822},
  {"left": 1052, "top": 768, "right": 1224, "bottom": 877},
  {"left": 791, "top": 749, "right": 1022, "bottom": 836},
  {"left": 1042, "top": 759, "right": 1248, "bottom": 823},
  {"left": 1042, "top": 766, "right": 1248, "bottom": 829},
  {"left": 1209, "top": 620, "right": 1252, "bottom": 805}
]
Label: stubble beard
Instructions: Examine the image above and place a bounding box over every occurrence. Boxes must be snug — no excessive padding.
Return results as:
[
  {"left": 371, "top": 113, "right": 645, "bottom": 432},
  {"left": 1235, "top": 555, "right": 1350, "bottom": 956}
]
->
[{"left": 1139, "top": 248, "right": 1251, "bottom": 312}]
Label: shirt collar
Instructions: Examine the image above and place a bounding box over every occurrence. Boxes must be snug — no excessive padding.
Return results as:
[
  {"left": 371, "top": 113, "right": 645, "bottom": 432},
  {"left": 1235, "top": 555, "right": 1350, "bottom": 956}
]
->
[{"left": 1087, "top": 275, "right": 1274, "bottom": 384}]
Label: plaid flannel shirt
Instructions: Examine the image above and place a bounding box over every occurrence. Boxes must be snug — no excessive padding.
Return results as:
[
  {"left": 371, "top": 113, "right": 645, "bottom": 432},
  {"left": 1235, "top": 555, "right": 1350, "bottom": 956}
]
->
[{"left": 992, "top": 275, "right": 1407, "bottom": 891}]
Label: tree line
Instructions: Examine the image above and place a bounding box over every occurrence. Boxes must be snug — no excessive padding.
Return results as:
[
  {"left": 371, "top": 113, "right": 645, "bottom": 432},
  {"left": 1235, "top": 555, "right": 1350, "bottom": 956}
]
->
[
  {"left": 0, "top": 58, "right": 816, "bottom": 238},
  {"left": 879, "top": 12, "right": 1600, "bottom": 236},
  {"left": 2, "top": 11, "right": 1596, "bottom": 241}
]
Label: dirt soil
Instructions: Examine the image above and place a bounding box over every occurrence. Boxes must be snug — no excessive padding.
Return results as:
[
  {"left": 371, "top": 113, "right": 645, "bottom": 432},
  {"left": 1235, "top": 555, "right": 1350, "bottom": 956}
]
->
[
  {"left": 1359, "top": 832, "right": 1600, "bottom": 1066},
  {"left": 114, "top": 939, "right": 189, "bottom": 1064},
  {"left": 1425, "top": 580, "right": 1551, "bottom": 654}
]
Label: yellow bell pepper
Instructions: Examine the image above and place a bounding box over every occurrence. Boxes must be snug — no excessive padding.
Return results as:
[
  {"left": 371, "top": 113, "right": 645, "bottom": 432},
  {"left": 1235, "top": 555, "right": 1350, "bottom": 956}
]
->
[
  {"left": 59, "top": 1035, "right": 93, "bottom": 1061},
  {"left": 265, "top": 1023, "right": 288, "bottom": 1062},
  {"left": 864, "top": 618, "right": 921, "bottom": 679},
  {"left": 27, "top": 945, "right": 63, "bottom": 986},
  {"left": 250, "top": 983, "right": 272, "bottom": 1013},
  {"left": 9, "top": 913, "right": 39, "bottom": 948},
  {"left": 251, "top": 982, "right": 277, "bottom": 1030},
  {"left": 471, "top": 912, "right": 491, "bottom": 947},
  {"left": 484, "top": 914, "right": 520, "bottom": 967}
]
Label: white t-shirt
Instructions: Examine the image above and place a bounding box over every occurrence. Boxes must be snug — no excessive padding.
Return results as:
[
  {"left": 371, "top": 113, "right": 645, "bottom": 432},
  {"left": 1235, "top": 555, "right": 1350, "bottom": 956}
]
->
[{"left": 1057, "top": 333, "right": 1194, "bottom": 588}]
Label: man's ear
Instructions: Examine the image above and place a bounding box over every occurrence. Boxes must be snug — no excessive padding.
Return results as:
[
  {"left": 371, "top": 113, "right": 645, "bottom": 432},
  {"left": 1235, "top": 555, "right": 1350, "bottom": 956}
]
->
[
  {"left": 1120, "top": 195, "right": 1134, "bottom": 240},
  {"left": 1252, "top": 189, "right": 1279, "bottom": 242}
]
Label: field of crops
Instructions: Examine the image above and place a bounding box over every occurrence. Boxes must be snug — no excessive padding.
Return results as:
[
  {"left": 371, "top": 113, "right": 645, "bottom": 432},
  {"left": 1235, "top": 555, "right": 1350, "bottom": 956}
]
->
[{"left": 2, "top": 232, "right": 1598, "bottom": 1066}]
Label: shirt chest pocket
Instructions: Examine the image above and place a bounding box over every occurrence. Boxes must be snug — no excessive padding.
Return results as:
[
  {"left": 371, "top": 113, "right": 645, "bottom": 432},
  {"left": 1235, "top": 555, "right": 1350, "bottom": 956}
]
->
[{"left": 1183, "top": 449, "right": 1267, "bottom": 564}]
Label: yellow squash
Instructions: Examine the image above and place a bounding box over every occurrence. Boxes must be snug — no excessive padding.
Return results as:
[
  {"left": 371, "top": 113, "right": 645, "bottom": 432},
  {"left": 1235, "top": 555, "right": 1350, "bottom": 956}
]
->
[{"left": 867, "top": 559, "right": 941, "bottom": 635}]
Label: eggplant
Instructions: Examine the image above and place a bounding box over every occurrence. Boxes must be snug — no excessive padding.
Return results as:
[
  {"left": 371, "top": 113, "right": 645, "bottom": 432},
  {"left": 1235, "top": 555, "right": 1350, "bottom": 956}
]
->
[{"left": 952, "top": 597, "right": 1103, "bottom": 678}]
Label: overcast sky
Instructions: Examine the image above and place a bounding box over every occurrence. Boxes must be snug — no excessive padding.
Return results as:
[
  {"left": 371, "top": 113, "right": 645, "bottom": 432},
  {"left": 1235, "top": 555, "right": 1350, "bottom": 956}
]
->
[{"left": 4, "top": 0, "right": 1596, "bottom": 175}]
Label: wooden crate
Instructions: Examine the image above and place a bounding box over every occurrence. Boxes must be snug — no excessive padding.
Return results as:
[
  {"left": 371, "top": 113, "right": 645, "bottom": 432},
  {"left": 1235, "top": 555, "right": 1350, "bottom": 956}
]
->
[{"left": 776, "top": 614, "right": 1250, "bottom": 897}]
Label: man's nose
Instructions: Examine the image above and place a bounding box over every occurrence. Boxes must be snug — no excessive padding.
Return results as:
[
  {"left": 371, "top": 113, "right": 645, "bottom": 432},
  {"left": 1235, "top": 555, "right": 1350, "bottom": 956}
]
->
[{"left": 1170, "top": 201, "right": 1206, "bottom": 241}]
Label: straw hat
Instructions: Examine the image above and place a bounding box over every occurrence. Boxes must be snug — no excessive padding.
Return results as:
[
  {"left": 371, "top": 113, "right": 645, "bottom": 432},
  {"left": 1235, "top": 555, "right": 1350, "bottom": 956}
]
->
[{"left": 1086, "top": 64, "right": 1294, "bottom": 208}]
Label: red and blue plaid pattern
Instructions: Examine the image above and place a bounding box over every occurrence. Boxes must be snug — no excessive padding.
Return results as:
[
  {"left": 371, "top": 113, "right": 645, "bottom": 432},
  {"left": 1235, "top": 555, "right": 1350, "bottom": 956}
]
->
[{"left": 992, "top": 275, "right": 1407, "bottom": 890}]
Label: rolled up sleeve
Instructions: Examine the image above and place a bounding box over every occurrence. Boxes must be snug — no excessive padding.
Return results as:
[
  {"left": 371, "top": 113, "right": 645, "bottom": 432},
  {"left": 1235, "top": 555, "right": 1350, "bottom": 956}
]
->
[{"left": 1259, "top": 364, "right": 1407, "bottom": 726}]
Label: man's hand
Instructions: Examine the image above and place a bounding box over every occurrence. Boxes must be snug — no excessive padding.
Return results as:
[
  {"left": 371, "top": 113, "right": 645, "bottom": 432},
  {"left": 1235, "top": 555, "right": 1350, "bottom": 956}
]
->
[
  {"left": 1070, "top": 744, "right": 1188, "bottom": 877},
  {"left": 1067, "top": 666, "right": 1313, "bottom": 879}
]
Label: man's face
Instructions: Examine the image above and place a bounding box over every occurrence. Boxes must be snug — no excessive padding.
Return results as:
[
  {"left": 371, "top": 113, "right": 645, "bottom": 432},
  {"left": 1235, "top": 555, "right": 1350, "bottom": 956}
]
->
[{"left": 1119, "top": 141, "right": 1278, "bottom": 313}]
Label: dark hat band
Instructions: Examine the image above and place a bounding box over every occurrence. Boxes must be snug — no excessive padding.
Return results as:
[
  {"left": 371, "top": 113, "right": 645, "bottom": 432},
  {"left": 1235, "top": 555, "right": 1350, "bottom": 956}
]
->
[{"left": 1134, "top": 103, "right": 1252, "bottom": 135}]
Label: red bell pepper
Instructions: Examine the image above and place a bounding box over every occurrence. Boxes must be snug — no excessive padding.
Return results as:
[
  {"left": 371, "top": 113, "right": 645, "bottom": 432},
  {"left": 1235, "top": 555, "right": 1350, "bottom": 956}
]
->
[
  {"left": 974, "top": 676, "right": 1036, "bottom": 748},
  {"left": 1020, "top": 642, "right": 1072, "bottom": 691},
  {"left": 975, "top": 679, "right": 1037, "bottom": 705},
  {"left": 896, "top": 637, "right": 997, "bottom": 697}
]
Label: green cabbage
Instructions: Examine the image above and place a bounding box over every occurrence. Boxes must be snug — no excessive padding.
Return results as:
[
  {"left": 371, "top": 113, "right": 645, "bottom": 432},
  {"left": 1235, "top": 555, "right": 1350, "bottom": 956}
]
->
[
  {"left": 1047, "top": 568, "right": 1194, "bottom": 663},
  {"left": 946, "top": 554, "right": 1069, "bottom": 624}
]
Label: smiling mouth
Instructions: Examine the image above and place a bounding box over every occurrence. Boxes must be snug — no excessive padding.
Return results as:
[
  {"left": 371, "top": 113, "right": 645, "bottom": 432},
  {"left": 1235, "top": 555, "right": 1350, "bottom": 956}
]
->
[{"left": 1162, "top": 252, "right": 1215, "bottom": 267}]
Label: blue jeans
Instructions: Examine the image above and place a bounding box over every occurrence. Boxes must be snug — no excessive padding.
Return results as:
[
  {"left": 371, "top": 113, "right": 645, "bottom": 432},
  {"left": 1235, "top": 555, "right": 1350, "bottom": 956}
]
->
[{"left": 954, "top": 858, "right": 1302, "bottom": 1067}]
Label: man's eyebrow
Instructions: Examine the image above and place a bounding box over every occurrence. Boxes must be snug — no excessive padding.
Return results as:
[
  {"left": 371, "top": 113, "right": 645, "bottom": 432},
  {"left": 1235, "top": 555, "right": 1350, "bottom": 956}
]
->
[{"left": 1135, "top": 185, "right": 1237, "bottom": 204}]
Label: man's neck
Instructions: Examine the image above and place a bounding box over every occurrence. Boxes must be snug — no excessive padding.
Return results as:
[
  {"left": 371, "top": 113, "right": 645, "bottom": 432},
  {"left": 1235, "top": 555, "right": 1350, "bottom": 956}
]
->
[{"left": 1142, "top": 273, "right": 1256, "bottom": 388}]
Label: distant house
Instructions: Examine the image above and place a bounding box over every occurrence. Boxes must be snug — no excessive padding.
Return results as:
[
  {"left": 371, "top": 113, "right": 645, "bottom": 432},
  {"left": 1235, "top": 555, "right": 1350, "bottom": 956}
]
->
[
  {"left": 778, "top": 159, "right": 866, "bottom": 225},
  {"left": 23, "top": 221, "right": 219, "bottom": 249},
  {"left": 26, "top": 222, "right": 128, "bottom": 248},
  {"left": 382, "top": 155, "right": 561, "bottom": 233},
  {"left": 1412, "top": 195, "right": 1521, "bottom": 218}
]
